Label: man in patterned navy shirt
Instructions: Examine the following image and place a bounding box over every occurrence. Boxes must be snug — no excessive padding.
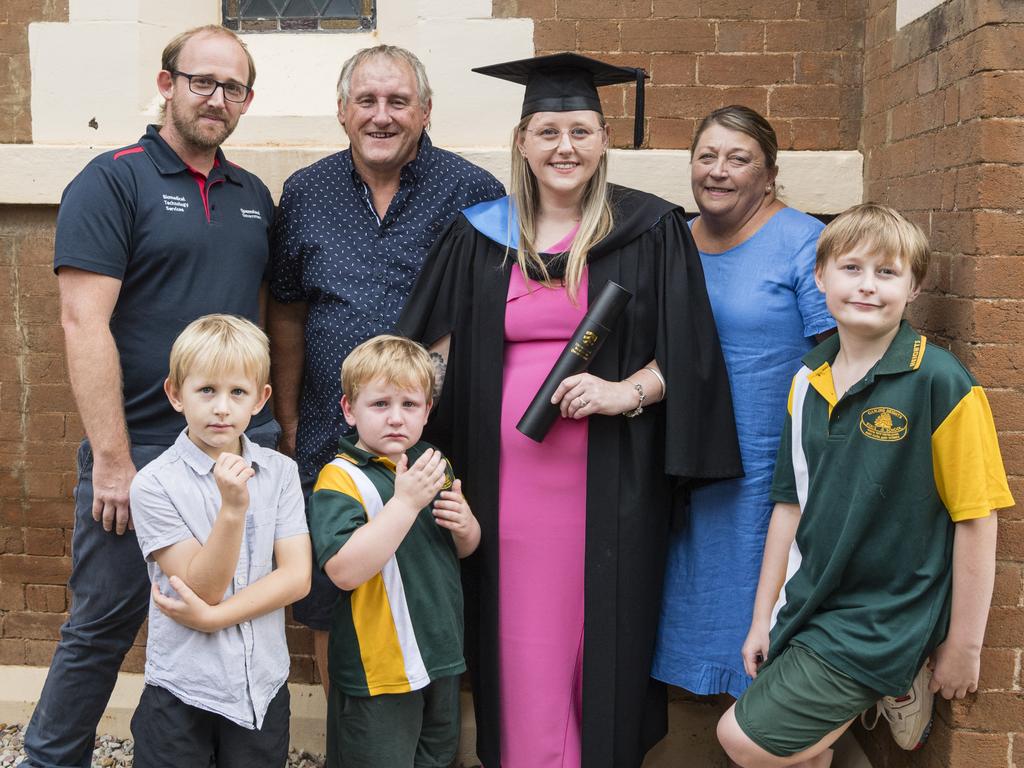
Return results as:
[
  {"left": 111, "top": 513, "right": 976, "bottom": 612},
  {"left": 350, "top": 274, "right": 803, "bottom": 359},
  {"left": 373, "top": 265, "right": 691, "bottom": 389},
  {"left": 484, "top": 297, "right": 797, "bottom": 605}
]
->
[{"left": 268, "top": 44, "right": 503, "bottom": 689}]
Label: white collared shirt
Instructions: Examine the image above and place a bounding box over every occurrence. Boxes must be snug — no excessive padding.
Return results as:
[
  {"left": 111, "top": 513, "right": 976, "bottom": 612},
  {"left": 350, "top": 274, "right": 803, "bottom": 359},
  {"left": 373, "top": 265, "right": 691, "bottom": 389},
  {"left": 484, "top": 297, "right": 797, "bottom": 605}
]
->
[{"left": 130, "top": 430, "right": 308, "bottom": 728}]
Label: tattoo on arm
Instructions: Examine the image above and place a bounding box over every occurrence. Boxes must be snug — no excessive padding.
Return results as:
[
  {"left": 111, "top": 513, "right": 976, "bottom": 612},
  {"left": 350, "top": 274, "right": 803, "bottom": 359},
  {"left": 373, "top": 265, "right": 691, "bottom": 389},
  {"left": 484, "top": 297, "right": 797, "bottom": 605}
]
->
[{"left": 429, "top": 352, "right": 447, "bottom": 401}]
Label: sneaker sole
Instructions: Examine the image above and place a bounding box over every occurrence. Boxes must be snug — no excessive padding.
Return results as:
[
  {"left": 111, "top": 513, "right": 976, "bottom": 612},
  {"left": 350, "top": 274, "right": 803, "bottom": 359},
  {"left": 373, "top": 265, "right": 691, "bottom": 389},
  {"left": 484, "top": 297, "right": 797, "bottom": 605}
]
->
[{"left": 911, "top": 716, "right": 933, "bottom": 751}]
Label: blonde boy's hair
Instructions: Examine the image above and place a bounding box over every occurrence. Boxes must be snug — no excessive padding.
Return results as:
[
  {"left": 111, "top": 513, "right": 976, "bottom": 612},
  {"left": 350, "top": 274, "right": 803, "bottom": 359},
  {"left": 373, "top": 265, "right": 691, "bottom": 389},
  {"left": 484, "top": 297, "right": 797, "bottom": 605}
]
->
[
  {"left": 168, "top": 314, "right": 270, "bottom": 390},
  {"left": 341, "top": 335, "right": 434, "bottom": 404},
  {"left": 816, "top": 203, "right": 931, "bottom": 286}
]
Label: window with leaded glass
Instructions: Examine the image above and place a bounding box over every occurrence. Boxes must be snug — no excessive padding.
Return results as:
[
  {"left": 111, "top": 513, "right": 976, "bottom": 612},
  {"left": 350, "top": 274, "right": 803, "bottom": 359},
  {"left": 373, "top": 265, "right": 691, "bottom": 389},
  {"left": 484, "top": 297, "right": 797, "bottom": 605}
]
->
[{"left": 223, "top": 0, "right": 375, "bottom": 32}]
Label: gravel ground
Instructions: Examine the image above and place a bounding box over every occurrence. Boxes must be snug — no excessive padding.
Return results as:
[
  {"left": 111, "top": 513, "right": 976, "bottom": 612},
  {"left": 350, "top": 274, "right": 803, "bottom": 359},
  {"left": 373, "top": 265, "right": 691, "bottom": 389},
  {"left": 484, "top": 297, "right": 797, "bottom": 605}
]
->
[{"left": 0, "top": 723, "right": 326, "bottom": 768}]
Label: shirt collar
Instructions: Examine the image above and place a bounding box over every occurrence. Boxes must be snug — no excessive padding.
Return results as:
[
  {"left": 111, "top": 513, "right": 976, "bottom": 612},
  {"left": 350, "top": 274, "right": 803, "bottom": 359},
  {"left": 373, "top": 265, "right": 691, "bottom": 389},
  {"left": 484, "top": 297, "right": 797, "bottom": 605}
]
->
[
  {"left": 142, "top": 124, "right": 239, "bottom": 184},
  {"left": 802, "top": 320, "right": 926, "bottom": 376},
  {"left": 174, "top": 428, "right": 264, "bottom": 475},
  {"left": 336, "top": 435, "right": 397, "bottom": 470},
  {"left": 346, "top": 131, "right": 433, "bottom": 188}
]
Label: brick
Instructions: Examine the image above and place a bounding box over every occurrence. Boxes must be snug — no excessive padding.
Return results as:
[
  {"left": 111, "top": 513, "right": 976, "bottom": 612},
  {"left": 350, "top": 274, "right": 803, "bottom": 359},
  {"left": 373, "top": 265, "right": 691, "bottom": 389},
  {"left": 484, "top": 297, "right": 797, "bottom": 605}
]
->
[
  {"left": 956, "top": 165, "right": 1024, "bottom": 210},
  {"left": 960, "top": 71, "right": 1024, "bottom": 120},
  {"left": 651, "top": 0, "right": 699, "bottom": 18},
  {"left": 766, "top": 20, "right": 855, "bottom": 52},
  {"left": 288, "top": 654, "right": 315, "bottom": 684},
  {"left": 0, "top": 22, "right": 30, "bottom": 56},
  {"left": 606, "top": 117, "right": 641, "bottom": 148},
  {"left": 25, "top": 383, "right": 73, "bottom": 413},
  {"left": 286, "top": 623, "right": 314, "bottom": 655},
  {"left": 974, "top": 210, "right": 1024, "bottom": 256},
  {"left": 24, "top": 412, "right": 66, "bottom": 440},
  {"left": 25, "top": 583, "right": 66, "bottom": 612},
  {"left": 494, "top": 0, "right": 554, "bottom": 17},
  {"left": 950, "top": 691, "right": 1024, "bottom": 732},
  {"left": 650, "top": 54, "right": 697, "bottom": 84},
  {"left": 22, "top": 499, "right": 74, "bottom": 528},
  {"left": 698, "top": 53, "right": 793, "bottom": 85},
  {"left": 795, "top": 52, "right": 853, "bottom": 84},
  {"left": 620, "top": 19, "right": 716, "bottom": 52},
  {"left": 533, "top": 20, "right": 575, "bottom": 51},
  {"left": 0, "top": 638, "right": 25, "bottom": 665},
  {"left": 19, "top": 293, "right": 60, "bottom": 324},
  {"left": 0, "top": 553, "right": 70, "bottom": 584},
  {"left": 952, "top": 256, "right": 1024, "bottom": 300},
  {"left": 491, "top": 0, "right": 516, "bottom": 18},
  {"left": 996, "top": 518, "right": 1024, "bottom": 560},
  {"left": 768, "top": 84, "right": 840, "bottom": 117},
  {"left": 23, "top": 638, "right": 56, "bottom": 666},
  {"left": 23, "top": 354, "right": 65, "bottom": 385},
  {"left": 938, "top": 25, "right": 1024, "bottom": 89},
  {"left": 648, "top": 117, "right": 697, "bottom": 149},
  {"left": 19, "top": 263, "right": 58, "bottom": 295},
  {"left": 979, "top": 646, "right": 1018, "bottom": 691},
  {"left": 558, "top": 0, "right": 649, "bottom": 18},
  {"left": 24, "top": 526, "right": 64, "bottom": 556},
  {"left": 991, "top": 562, "right": 1022, "bottom": 607},
  {"left": 577, "top": 20, "right": 620, "bottom": 51},
  {"left": 700, "top": 0, "right": 798, "bottom": 20},
  {"left": 647, "top": 84, "right": 767, "bottom": 119},
  {"left": 0, "top": 525, "right": 24, "bottom": 553},
  {"left": 716, "top": 20, "right": 764, "bottom": 52},
  {"left": 946, "top": 730, "right": 1011, "bottom": 766},
  {"left": 0, "top": 581, "right": 24, "bottom": 610},
  {"left": 3, "top": 610, "right": 66, "bottom": 639},
  {"left": 789, "top": 118, "right": 840, "bottom": 150}
]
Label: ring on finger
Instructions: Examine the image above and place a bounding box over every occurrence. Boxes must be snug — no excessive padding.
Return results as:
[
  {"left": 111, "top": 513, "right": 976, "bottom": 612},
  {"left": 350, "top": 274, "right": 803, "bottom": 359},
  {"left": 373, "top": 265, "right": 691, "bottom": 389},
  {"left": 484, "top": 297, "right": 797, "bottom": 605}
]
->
[{"left": 577, "top": 397, "right": 589, "bottom": 407}]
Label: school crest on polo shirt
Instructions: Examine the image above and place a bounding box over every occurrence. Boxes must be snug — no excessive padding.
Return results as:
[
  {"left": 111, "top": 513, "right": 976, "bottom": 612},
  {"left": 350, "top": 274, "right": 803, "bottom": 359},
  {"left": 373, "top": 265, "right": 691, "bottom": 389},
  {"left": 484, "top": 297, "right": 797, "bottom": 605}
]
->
[{"left": 859, "top": 406, "right": 909, "bottom": 442}]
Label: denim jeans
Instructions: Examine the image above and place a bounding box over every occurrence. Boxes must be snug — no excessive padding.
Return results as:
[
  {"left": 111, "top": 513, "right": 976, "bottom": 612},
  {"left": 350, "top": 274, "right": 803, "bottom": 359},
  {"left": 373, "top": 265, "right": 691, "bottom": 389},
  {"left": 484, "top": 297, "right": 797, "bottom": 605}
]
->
[{"left": 22, "top": 421, "right": 280, "bottom": 768}]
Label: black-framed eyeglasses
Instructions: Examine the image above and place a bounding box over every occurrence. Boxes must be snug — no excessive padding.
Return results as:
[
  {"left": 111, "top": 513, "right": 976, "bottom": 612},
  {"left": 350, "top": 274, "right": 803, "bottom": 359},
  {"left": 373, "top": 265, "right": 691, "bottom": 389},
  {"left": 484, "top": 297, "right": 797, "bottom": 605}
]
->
[{"left": 171, "top": 70, "right": 251, "bottom": 103}]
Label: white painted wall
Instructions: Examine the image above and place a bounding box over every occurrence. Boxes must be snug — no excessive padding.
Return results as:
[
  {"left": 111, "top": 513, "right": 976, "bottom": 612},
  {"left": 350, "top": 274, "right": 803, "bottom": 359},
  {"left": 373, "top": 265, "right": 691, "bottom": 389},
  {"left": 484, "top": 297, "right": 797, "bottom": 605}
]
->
[
  {"left": 896, "top": 0, "right": 948, "bottom": 29},
  {"left": 7, "top": 0, "right": 863, "bottom": 211}
]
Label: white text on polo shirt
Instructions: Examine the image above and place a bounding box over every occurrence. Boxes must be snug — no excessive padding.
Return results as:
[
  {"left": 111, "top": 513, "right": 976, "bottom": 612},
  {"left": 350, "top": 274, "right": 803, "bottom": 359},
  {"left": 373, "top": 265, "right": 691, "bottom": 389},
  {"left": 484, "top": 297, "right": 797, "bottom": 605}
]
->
[
  {"left": 240, "top": 208, "right": 263, "bottom": 220},
  {"left": 163, "top": 194, "right": 188, "bottom": 213}
]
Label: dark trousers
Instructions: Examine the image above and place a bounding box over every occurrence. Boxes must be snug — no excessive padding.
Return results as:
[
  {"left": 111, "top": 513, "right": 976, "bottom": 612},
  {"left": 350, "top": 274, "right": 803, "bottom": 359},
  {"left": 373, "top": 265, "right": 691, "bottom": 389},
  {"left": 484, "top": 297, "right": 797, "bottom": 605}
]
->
[
  {"left": 22, "top": 422, "right": 279, "bottom": 768},
  {"left": 131, "top": 683, "right": 291, "bottom": 768}
]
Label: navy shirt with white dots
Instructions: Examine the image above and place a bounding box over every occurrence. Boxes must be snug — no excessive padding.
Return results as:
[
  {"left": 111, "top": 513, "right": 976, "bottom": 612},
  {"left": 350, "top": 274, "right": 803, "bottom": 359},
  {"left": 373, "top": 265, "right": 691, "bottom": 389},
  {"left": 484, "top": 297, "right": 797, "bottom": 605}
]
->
[{"left": 269, "top": 133, "right": 504, "bottom": 479}]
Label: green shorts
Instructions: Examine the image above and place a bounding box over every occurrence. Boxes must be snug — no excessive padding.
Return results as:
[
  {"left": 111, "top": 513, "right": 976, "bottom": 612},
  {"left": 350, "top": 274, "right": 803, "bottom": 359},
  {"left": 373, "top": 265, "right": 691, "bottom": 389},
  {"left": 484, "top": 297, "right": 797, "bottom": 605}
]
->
[
  {"left": 735, "top": 644, "right": 880, "bottom": 757},
  {"left": 326, "top": 674, "right": 461, "bottom": 768}
]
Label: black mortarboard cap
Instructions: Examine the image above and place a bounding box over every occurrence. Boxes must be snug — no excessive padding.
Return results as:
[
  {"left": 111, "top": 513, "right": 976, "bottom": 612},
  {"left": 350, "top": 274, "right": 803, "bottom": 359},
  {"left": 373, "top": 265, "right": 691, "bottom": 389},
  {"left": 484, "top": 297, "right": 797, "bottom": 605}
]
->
[{"left": 472, "top": 52, "right": 649, "bottom": 149}]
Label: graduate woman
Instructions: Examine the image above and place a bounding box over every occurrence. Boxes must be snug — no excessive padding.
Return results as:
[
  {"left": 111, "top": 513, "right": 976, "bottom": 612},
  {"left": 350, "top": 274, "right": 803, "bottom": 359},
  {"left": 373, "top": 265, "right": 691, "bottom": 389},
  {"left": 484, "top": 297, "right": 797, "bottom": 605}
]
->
[{"left": 399, "top": 54, "right": 742, "bottom": 768}]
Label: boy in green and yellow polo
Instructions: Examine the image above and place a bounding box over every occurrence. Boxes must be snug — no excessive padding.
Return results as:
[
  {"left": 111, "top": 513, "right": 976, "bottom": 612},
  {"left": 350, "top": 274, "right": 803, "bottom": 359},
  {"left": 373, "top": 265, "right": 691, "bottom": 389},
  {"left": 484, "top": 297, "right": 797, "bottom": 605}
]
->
[
  {"left": 718, "top": 204, "right": 1014, "bottom": 768},
  {"left": 307, "top": 335, "right": 480, "bottom": 768}
]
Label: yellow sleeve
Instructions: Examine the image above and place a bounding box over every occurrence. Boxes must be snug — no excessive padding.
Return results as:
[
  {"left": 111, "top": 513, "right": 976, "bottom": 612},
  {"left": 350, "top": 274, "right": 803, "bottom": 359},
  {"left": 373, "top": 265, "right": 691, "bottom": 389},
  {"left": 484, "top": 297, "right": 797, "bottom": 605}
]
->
[{"left": 932, "top": 386, "right": 1015, "bottom": 521}]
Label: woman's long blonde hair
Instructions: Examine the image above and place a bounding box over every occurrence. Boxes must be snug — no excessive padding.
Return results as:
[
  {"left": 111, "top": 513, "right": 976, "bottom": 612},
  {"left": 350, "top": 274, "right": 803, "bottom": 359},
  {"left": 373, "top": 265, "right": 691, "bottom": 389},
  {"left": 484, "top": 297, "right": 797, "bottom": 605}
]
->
[{"left": 508, "top": 114, "right": 614, "bottom": 302}]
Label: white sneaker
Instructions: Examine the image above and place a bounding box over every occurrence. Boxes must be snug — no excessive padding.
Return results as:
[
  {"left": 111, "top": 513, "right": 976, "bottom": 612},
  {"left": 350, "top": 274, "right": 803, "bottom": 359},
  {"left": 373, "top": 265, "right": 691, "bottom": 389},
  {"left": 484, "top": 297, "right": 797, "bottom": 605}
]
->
[{"left": 861, "top": 665, "right": 934, "bottom": 750}]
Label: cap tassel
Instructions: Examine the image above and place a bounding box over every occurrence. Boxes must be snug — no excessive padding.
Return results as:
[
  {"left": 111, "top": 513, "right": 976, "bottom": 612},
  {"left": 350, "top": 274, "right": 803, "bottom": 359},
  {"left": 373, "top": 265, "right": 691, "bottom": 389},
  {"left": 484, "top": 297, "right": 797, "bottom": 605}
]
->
[{"left": 633, "top": 68, "right": 646, "bottom": 149}]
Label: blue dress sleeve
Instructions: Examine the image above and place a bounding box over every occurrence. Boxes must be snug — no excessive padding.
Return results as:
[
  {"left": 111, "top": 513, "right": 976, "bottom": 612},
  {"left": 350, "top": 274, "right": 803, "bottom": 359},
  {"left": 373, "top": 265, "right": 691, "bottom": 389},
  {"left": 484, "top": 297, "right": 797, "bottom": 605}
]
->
[{"left": 791, "top": 225, "right": 835, "bottom": 338}]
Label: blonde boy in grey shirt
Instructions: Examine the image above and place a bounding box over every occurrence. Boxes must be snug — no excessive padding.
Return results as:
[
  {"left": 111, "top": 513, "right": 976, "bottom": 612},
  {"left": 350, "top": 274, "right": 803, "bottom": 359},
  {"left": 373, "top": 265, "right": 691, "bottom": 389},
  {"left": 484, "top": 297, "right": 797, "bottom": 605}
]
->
[{"left": 129, "top": 315, "right": 311, "bottom": 767}]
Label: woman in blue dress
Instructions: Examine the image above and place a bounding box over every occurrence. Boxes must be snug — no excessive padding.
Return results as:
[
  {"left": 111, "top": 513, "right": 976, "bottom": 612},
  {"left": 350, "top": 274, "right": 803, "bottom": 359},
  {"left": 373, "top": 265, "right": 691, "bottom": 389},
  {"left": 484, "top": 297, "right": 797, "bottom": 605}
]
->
[{"left": 653, "top": 106, "right": 835, "bottom": 711}]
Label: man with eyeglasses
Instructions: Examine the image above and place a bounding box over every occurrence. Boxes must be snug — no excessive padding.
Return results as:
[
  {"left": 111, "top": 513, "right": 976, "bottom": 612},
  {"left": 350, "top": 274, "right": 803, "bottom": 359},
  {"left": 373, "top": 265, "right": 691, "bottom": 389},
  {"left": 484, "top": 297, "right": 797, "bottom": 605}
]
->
[
  {"left": 22, "top": 25, "right": 278, "bottom": 768},
  {"left": 267, "top": 44, "right": 504, "bottom": 696}
]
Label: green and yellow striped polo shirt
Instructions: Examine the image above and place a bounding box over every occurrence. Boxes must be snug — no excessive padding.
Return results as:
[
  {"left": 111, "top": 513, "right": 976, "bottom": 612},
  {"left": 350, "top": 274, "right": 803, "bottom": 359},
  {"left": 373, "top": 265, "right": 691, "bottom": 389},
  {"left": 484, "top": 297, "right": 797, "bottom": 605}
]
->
[
  {"left": 769, "top": 321, "right": 1014, "bottom": 696},
  {"left": 308, "top": 438, "right": 465, "bottom": 697}
]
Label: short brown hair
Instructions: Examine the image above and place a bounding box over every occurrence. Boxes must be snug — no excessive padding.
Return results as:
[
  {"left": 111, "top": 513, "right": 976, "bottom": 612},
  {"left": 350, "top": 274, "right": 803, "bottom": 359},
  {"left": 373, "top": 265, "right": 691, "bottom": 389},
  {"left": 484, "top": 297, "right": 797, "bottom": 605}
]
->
[
  {"left": 162, "top": 25, "right": 256, "bottom": 87},
  {"left": 341, "top": 335, "right": 434, "bottom": 404},
  {"left": 692, "top": 105, "right": 778, "bottom": 170},
  {"left": 816, "top": 203, "right": 931, "bottom": 286},
  {"left": 168, "top": 314, "right": 270, "bottom": 390}
]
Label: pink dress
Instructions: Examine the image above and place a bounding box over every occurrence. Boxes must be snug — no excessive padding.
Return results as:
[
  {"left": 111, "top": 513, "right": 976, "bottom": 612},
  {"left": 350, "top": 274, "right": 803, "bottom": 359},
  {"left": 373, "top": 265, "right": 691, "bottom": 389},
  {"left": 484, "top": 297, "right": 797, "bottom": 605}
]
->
[{"left": 497, "top": 257, "right": 588, "bottom": 768}]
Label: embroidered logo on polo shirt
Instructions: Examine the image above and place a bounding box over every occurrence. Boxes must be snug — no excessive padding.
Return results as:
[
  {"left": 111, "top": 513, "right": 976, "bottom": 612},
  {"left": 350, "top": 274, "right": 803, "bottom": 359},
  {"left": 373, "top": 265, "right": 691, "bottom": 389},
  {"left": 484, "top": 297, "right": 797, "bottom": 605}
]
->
[
  {"left": 163, "top": 194, "right": 188, "bottom": 213},
  {"left": 240, "top": 208, "right": 263, "bottom": 221},
  {"left": 860, "top": 407, "right": 908, "bottom": 442}
]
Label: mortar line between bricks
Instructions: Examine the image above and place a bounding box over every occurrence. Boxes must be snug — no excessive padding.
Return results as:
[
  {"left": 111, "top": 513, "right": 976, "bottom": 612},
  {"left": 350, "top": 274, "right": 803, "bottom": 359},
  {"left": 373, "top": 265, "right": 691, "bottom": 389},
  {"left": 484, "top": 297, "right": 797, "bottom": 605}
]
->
[{"left": 13, "top": 245, "right": 28, "bottom": 515}]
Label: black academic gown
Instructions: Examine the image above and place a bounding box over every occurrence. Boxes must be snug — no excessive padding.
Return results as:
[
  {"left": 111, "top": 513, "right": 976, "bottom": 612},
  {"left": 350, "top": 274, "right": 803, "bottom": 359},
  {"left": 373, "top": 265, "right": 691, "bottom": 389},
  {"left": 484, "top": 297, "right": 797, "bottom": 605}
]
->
[{"left": 398, "top": 185, "right": 743, "bottom": 768}]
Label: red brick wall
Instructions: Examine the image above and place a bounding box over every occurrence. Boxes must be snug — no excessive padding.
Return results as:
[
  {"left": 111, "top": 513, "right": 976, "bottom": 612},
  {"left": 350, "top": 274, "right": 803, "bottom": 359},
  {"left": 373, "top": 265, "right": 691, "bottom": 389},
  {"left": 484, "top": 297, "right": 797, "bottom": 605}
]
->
[
  {"left": 492, "top": 0, "right": 864, "bottom": 150},
  {"left": 0, "top": 1, "right": 67, "bottom": 143},
  {"left": 857, "top": 1, "right": 1024, "bottom": 766}
]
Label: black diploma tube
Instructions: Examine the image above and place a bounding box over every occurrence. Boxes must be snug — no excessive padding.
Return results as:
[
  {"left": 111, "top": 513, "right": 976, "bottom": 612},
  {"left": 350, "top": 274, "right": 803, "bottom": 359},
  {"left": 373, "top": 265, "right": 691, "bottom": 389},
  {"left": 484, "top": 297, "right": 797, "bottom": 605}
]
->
[{"left": 516, "top": 279, "right": 633, "bottom": 442}]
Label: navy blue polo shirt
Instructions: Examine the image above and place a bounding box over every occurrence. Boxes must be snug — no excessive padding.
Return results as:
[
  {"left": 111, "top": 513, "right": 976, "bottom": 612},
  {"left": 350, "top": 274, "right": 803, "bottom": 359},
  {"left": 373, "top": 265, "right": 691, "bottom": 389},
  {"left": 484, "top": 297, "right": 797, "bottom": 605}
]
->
[
  {"left": 54, "top": 124, "right": 275, "bottom": 445},
  {"left": 270, "top": 133, "right": 504, "bottom": 478}
]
